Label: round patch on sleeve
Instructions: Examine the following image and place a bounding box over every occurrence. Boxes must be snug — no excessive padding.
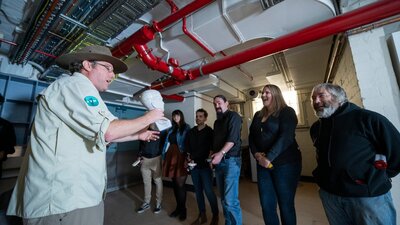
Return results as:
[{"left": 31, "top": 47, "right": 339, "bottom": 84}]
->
[{"left": 84, "top": 96, "right": 99, "bottom": 106}]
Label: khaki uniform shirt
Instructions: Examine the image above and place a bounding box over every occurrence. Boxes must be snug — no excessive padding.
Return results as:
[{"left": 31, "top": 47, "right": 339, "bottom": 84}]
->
[{"left": 7, "top": 72, "right": 116, "bottom": 218}]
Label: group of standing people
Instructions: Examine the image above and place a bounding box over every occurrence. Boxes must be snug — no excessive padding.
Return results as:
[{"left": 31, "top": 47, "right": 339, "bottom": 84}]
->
[
  {"left": 2, "top": 43, "right": 400, "bottom": 225},
  {"left": 136, "top": 94, "right": 243, "bottom": 225}
]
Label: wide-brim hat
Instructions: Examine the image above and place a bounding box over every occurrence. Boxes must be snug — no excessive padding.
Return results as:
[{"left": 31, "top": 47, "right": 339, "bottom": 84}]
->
[{"left": 56, "top": 45, "right": 128, "bottom": 73}]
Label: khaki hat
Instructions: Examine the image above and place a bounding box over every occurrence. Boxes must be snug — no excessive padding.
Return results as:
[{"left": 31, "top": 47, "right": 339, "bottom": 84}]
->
[{"left": 56, "top": 45, "right": 128, "bottom": 73}]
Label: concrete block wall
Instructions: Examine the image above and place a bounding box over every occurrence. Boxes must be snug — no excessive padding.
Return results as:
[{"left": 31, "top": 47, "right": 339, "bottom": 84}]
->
[
  {"left": 336, "top": 25, "right": 400, "bottom": 224},
  {"left": 349, "top": 28, "right": 400, "bottom": 126},
  {"left": 333, "top": 44, "right": 363, "bottom": 107}
]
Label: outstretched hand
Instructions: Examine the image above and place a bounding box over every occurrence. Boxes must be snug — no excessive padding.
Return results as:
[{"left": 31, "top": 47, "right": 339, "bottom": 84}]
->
[{"left": 138, "top": 130, "right": 160, "bottom": 142}]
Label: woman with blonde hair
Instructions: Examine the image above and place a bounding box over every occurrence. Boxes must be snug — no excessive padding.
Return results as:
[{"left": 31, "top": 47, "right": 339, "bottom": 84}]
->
[{"left": 249, "top": 84, "right": 302, "bottom": 225}]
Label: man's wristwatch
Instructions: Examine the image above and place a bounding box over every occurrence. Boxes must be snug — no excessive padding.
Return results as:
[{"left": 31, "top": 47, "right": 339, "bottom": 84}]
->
[{"left": 221, "top": 150, "right": 226, "bottom": 156}]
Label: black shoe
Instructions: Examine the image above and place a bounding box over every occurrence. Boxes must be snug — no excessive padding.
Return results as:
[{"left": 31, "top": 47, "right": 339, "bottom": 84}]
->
[
  {"left": 179, "top": 209, "right": 187, "bottom": 221},
  {"left": 169, "top": 209, "right": 180, "bottom": 218},
  {"left": 154, "top": 204, "right": 162, "bottom": 214},
  {"left": 136, "top": 203, "right": 150, "bottom": 213}
]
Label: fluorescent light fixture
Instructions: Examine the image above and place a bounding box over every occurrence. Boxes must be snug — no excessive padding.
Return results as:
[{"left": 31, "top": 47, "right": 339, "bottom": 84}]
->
[{"left": 159, "top": 74, "right": 219, "bottom": 95}]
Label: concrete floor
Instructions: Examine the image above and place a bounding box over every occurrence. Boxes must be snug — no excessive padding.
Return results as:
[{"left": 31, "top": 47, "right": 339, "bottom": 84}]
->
[
  {"left": 104, "top": 178, "right": 328, "bottom": 225},
  {"left": 1, "top": 177, "right": 328, "bottom": 225}
]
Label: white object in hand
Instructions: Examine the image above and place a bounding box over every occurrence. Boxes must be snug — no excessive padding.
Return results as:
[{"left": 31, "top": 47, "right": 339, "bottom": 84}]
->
[
  {"left": 188, "top": 162, "right": 197, "bottom": 167},
  {"left": 132, "top": 159, "right": 141, "bottom": 167},
  {"left": 140, "top": 90, "right": 172, "bottom": 131},
  {"left": 187, "top": 162, "right": 197, "bottom": 171}
]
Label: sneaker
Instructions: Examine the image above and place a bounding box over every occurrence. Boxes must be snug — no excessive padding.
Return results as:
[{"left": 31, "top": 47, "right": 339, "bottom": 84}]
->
[
  {"left": 154, "top": 204, "right": 161, "bottom": 214},
  {"left": 136, "top": 203, "right": 150, "bottom": 213}
]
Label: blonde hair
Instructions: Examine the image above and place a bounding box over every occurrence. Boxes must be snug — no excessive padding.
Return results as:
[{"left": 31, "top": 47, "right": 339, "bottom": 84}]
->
[{"left": 259, "top": 84, "right": 287, "bottom": 118}]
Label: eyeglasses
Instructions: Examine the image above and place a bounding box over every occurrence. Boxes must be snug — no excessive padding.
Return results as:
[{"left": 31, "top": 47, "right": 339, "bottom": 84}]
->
[{"left": 93, "top": 61, "right": 114, "bottom": 73}]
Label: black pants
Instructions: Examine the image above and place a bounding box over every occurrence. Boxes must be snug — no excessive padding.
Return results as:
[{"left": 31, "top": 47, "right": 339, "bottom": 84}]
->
[{"left": 172, "top": 176, "right": 187, "bottom": 212}]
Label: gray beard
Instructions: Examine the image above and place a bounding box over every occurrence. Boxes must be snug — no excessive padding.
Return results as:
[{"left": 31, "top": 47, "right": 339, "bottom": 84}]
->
[{"left": 315, "top": 105, "right": 337, "bottom": 118}]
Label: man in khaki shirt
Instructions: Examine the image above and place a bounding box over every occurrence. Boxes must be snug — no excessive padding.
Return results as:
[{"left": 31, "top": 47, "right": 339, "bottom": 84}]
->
[{"left": 7, "top": 45, "right": 164, "bottom": 225}]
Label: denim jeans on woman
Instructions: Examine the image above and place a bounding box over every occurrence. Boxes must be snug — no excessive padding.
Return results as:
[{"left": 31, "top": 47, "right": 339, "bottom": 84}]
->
[
  {"left": 319, "top": 188, "right": 396, "bottom": 225},
  {"left": 257, "top": 162, "right": 301, "bottom": 225},
  {"left": 191, "top": 167, "right": 219, "bottom": 215},
  {"left": 215, "top": 157, "right": 242, "bottom": 225}
]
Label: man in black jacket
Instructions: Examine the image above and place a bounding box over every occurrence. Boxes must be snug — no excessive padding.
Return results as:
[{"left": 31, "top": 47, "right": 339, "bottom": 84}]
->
[
  {"left": 211, "top": 95, "right": 242, "bottom": 225},
  {"left": 186, "top": 108, "right": 219, "bottom": 225},
  {"left": 310, "top": 83, "right": 400, "bottom": 225}
]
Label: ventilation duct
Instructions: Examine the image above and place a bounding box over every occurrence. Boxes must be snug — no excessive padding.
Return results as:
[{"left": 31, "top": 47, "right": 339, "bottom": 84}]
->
[
  {"left": 159, "top": 74, "right": 219, "bottom": 95},
  {"left": 260, "top": 0, "right": 285, "bottom": 10}
]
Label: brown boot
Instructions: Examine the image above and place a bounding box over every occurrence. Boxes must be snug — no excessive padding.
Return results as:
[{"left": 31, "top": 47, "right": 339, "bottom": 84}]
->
[
  {"left": 191, "top": 212, "right": 207, "bottom": 225},
  {"left": 209, "top": 214, "right": 219, "bottom": 225}
]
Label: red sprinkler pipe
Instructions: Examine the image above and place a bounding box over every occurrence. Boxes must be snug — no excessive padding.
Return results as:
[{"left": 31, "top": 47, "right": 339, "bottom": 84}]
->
[
  {"left": 182, "top": 16, "right": 215, "bottom": 56},
  {"left": 157, "top": 0, "right": 214, "bottom": 31},
  {"left": 188, "top": 0, "right": 400, "bottom": 78},
  {"left": 162, "top": 94, "right": 184, "bottom": 102},
  {"left": 112, "top": 0, "right": 215, "bottom": 83},
  {"left": 165, "top": 0, "right": 178, "bottom": 13},
  {"left": 112, "top": 0, "right": 214, "bottom": 58},
  {"left": 149, "top": 0, "right": 400, "bottom": 90}
]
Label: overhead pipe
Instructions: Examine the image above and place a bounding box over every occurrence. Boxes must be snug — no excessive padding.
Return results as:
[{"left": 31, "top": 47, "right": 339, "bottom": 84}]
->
[
  {"left": 149, "top": 0, "right": 400, "bottom": 90},
  {"left": 156, "top": 0, "right": 215, "bottom": 31},
  {"left": 18, "top": 0, "right": 62, "bottom": 63},
  {"left": 188, "top": 0, "right": 400, "bottom": 78},
  {"left": 112, "top": 0, "right": 215, "bottom": 83},
  {"left": 112, "top": 0, "right": 214, "bottom": 57},
  {"left": 166, "top": 0, "right": 179, "bottom": 13},
  {"left": 220, "top": 51, "right": 253, "bottom": 81},
  {"left": 168, "top": 0, "right": 216, "bottom": 56},
  {"left": 182, "top": 16, "right": 215, "bottom": 56},
  {"left": 0, "top": 38, "right": 57, "bottom": 58},
  {"left": 162, "top": 94, "right": 184, "bottom": 102}
]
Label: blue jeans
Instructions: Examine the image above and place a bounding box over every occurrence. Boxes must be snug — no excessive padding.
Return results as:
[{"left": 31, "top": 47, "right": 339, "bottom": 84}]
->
[
  {"left": 257, "top": 162, "right": 301, "bottom": 225},
  {"left": 191, "top": 167, "right": 219, "bottom": 215},
  {"left": 319, "top": 189, "right": 396, "bottom": 225},
  {"left": 215, "top": 157, "right": 242, "bottom": 225}
]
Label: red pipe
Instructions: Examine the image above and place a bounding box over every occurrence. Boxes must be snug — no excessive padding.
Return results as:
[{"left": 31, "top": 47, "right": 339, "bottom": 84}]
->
[
  {"left": 134, "top": 44, "right": 188, "bottom": 81},
  {"left": 0, "top": 38, "right": 17, "bottom": 46},
  {"left": 188, "top": 0, "right": 400, "bottom": 78},
  {"left": 182, "top": 17, "right": 215, "bottom": 56},
  {"left": 150, "top": 79, "right": 182, "bottom": 90},
  {"left": 149, "top": 0, "right": 400, "bottom": 90},
  {"left": 157, "top": 0, "right": 214, "bottom": 31},
  {"left": 112, "top": 0, "right": 214, "bottom": 58},
  {"left": 0, "top": 38, "right": 57, "bottom": 58},
  {"left": 34, "top": 50, "right": 57, "bottom": 58},
  {"left": 112, "top": 0, "right": 216, "bottom": 91},
  {"left": 162, "top": 94, "right": 184, "bottom": 102},
  {"left": 165, "top": 0, "right": 178, "bottom": 13}
]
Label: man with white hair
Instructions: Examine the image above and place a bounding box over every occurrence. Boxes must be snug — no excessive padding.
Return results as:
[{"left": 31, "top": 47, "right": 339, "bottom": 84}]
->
[{"left": 310, "top": 83, "right": 400, "bottom": 225}]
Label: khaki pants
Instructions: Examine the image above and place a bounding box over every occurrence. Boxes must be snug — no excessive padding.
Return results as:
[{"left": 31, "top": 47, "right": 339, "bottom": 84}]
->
[
  {"left": 24, "top": 201, "right": 104, "bottom": 225},
  {"left": 141, "top": 156, "right": 163, "bottom": 205}
]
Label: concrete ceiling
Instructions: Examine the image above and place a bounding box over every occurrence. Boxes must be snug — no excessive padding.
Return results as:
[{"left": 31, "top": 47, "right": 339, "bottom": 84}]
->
[{"left": 0, "top": 0, "right": 337, "bottom": 103}]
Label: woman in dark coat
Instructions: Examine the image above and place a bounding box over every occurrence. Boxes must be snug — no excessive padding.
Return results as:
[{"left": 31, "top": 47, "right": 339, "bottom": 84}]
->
[{"left": 249, "top": 84, "right": 302, "bottom": 225}]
